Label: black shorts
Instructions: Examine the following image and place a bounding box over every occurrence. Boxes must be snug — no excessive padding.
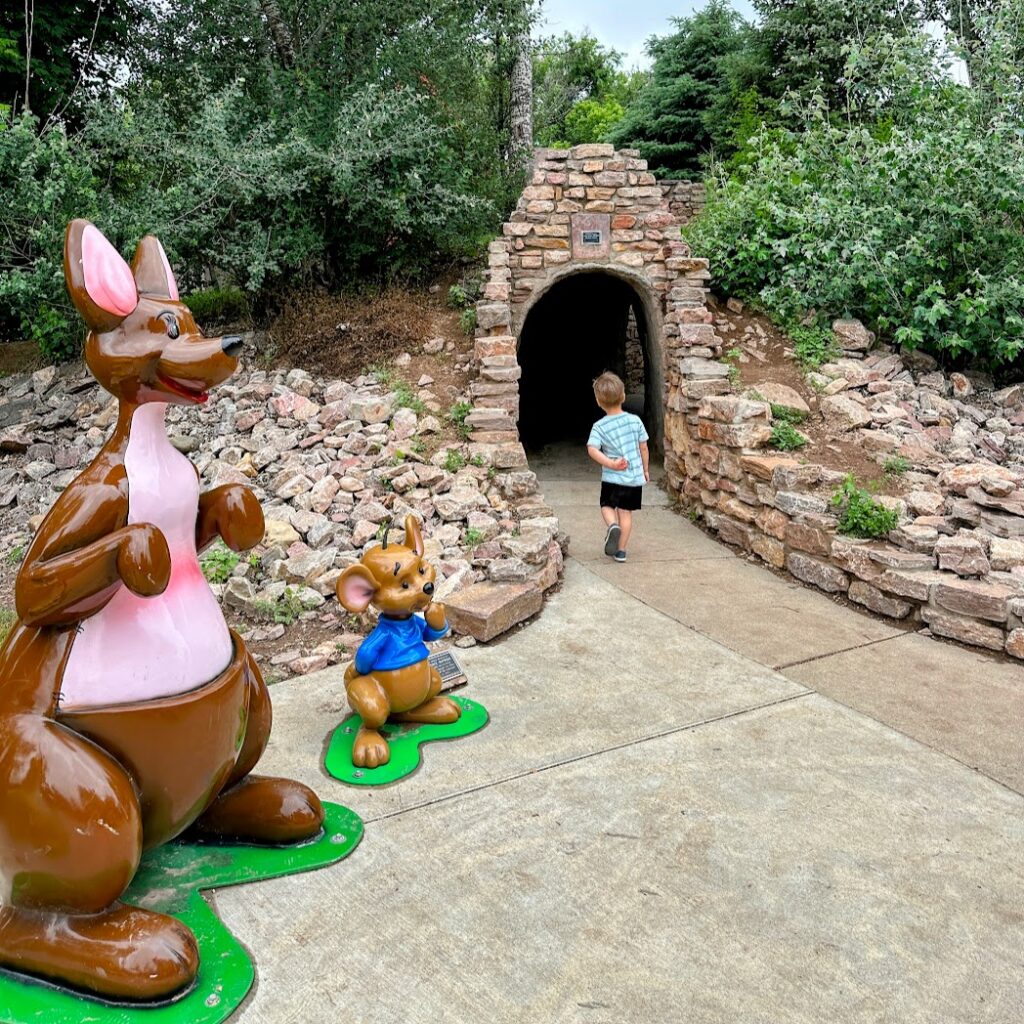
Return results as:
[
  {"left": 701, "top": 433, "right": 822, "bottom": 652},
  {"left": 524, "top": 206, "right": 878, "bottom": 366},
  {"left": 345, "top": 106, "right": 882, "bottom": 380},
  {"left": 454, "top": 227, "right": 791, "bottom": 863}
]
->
[{"left": 600, "top": 481, "right": 643, "bottom": 511}]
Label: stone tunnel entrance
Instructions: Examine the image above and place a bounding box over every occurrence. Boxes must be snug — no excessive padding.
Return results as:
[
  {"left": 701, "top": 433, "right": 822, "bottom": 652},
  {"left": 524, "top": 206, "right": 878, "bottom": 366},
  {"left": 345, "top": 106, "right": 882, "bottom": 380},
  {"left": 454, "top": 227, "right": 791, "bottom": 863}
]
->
[{"left": 517, "top": 271, "right": 660, "bottom": 452}]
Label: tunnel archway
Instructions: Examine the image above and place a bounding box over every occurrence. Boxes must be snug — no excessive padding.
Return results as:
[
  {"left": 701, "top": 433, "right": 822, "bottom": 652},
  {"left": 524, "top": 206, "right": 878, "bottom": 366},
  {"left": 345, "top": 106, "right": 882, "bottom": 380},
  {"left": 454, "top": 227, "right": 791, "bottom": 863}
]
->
[{"left": 516, "top": 269, "right": 663, "bottom": 453}]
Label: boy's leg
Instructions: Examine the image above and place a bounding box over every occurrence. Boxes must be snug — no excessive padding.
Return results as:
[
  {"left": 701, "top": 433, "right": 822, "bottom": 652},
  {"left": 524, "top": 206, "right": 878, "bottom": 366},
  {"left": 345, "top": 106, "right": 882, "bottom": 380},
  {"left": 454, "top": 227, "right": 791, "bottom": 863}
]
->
[
  {"left": 617, "top": 509, "right": 633, "bottom": 551},
  {"left": 601, "top": 506, "right": 617, "bottom": 528}
]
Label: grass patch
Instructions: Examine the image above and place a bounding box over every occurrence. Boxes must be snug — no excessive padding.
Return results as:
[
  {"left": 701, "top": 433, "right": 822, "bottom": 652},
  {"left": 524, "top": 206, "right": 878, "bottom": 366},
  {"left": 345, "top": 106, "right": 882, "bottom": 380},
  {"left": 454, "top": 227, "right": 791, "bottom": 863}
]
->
[
  {"left": 0, "top": 607, "right": 15, "bottom": 645},
  {"left": 459, "top": 308, "right": 477, "bottom": 335},
  {"left": 769, "top": 422, "right": 808, "bottom": 451},
  {"left": 830, "top": 475, "right": 899, "bottom": 538},
  {"left": 200, "top": 543, "right": 241, "bottom": 584},
  {"left": 443, "top": 449, "right": 467, "bottom": 473},
  {"left": 464, "top": 527, "right": 485, "bottom": 548},
  {"left": 883, "top": 455, "right": 911, "bottom": 477},
  {"left": 770, "top": 403, "right": 807, "bottom": 425},
  {"left": 447, "top": 401, "right": 473, "bottom": 439},
  {"left": 251, "top": 587, "right": 316, "bottom": 626},
  {"left": 789, "top": 324, "right": 837, "bottom": 370},
  {"left": 6, "top": 545, "right": 24, "bottom": 566}
]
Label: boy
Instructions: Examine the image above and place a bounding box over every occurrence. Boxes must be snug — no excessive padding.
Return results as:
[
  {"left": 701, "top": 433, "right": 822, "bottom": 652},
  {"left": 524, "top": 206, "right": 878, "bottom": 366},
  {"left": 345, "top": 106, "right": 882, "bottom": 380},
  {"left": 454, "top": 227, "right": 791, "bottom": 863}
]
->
[{"left": 586, "top": 372, "right": 649, "bottom": 563}]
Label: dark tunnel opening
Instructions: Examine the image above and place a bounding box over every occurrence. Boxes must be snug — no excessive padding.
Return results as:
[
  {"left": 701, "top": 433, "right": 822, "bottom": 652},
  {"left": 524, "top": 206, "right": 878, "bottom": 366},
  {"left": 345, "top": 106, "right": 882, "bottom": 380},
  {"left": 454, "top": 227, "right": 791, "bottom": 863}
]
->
[{"left": 517, "top": 272, "right": 659, "bottom": 452}]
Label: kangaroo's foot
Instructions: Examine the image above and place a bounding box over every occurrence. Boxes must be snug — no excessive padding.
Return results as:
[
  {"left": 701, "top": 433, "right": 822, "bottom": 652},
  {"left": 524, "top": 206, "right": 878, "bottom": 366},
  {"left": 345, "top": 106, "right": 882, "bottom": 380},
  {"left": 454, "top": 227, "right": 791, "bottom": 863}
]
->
[
  {"left": 392, "top": 696, "right": 462, "bottom": 725},
  {"left": 352, "top": 726, "right": 391, "bottom": 768},
  {"left": 0, "top": 903, "right": 198, "bottom": 1001},
  {"left": 190, "top": 775, "right": 324, "bottom": 844}
]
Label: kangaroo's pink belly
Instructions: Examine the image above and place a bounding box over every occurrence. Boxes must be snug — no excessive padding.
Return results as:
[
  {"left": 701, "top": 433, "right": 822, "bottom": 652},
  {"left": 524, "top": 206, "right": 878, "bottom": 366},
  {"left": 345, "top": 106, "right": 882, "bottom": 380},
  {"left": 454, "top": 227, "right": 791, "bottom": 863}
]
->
[
  {"left": 60, "top": 545, "right": 233, "bottom": 708},
  {"left": 60, "top": 402, "right": 233, "bottom": 710}
]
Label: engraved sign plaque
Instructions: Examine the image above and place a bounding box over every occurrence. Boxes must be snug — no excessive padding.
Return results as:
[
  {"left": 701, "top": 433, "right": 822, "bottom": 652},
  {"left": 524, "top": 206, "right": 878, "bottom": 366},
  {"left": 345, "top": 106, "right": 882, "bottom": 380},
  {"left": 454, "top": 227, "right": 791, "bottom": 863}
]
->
[{"left": 571, "top": 213, "right": 611, "bottom": 260}]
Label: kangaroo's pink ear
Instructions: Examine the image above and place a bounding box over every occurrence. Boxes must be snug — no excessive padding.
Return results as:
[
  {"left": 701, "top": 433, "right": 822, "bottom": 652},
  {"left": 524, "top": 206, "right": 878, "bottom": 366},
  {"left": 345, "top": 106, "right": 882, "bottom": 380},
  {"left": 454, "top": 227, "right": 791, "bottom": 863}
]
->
[
  {"left": 131, "top": 234, "right": 179, "bottom": 300},
  {"left": 336, "top": 564, "right": 379, "bottom": 613},
  {"left": 64, "top": 220, "right": 137, "bottom": 332}
]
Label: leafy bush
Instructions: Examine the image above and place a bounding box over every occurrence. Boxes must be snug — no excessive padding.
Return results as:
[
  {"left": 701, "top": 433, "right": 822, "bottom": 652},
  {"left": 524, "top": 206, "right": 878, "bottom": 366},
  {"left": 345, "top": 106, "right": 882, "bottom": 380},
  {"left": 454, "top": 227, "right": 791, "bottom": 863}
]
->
[
  {"left": 883, "top": 455, "right": 910, "bottom": 477},
  {"left": 769, "top": 422, "right": 807, "bottom": 451},
  {"left": 184, "top": 286, "right": 249, "bottom": 325},
  {"left": 459, "top": 308, "right": 477, "bottom": 335},
  {"left": 447, "top": 284, "right": 469, "bottom": 309},
  {"left": 686, "top": 23, "right": 1024, "bottom": 369},
  {"left": 830, "top": 475, "right": 899, "bottom": 538}
]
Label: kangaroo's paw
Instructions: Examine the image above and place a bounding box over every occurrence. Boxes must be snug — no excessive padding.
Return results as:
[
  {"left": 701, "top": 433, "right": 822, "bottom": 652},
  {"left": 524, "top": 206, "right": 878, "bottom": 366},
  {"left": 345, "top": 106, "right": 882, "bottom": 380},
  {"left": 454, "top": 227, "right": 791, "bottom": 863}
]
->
[
  {"left": 392, "top": 696, "right": 462, "bottom": 725},
  {"left": 190, "top": 775, "right": 324, "bottom": 844},
  {"left": 0, "top": 903, "right": 198, "bottom": 1002},
  {"left": 352, "top": 726, "right": 391, "bottom": 768}
]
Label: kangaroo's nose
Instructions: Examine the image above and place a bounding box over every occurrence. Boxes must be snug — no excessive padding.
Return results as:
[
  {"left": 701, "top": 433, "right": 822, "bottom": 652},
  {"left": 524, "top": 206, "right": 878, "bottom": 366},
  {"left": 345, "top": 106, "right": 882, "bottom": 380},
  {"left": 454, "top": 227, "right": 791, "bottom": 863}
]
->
[
  {"left": 221, "top": 336, "right": 243, "bottom": 357},
  {"left": 423, "top": 582, "right": 435, "bottom": 596}
]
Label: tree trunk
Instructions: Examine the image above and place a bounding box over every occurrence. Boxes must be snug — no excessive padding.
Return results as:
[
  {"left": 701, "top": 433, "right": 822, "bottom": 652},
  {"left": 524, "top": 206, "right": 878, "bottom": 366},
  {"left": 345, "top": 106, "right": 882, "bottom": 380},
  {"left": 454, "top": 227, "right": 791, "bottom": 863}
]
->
[
  {"left": 258, "top": 0, "right": 296, "bottom": 69},
  {"left": 508, "top": 31, "right": 533, "bottom": 163}
]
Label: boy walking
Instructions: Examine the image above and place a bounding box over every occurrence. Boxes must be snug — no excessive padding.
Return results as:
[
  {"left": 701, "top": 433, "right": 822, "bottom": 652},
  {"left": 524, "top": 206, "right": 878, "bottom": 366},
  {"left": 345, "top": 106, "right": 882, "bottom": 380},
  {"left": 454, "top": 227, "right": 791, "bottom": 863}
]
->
[{"left": 586, "top": 372, "right": 649, "bottom": 562}]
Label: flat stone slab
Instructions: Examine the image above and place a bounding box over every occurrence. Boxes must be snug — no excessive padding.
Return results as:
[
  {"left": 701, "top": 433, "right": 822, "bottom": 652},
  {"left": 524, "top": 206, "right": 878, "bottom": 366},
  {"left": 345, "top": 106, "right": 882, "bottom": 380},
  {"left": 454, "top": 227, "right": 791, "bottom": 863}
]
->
[
  {"left": 225, "top": 695, "right": 1024, "bottom": 1023},
  {"left": 445, "top": 580, "right": 543, "bottom": 641}
]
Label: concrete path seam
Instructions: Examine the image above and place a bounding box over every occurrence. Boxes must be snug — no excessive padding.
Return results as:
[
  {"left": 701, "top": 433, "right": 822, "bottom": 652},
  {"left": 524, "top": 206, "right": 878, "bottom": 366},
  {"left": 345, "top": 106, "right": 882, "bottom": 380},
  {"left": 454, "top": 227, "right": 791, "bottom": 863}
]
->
[
  {"left": 363, "top": 691, "right": 812, "bottom": 824},
  {"left": 772, "top": 631, "right": 912, "bottom": 671}
]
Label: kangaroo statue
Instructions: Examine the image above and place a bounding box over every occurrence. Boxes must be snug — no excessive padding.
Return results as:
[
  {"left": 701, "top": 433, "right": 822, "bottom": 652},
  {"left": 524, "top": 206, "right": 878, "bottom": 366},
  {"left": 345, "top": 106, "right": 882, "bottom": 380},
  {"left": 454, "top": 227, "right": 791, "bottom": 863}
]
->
[{"left": 0, "top": 220, "right": 324, "bottom": 1001}]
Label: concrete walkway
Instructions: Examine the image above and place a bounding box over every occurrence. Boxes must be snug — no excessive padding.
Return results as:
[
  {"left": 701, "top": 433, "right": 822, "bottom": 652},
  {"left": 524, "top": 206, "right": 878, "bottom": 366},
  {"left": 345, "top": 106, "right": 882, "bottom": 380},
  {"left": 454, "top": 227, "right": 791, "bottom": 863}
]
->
[{"left": 227, "top": 450, "right": 1024, "bottom": 1023}]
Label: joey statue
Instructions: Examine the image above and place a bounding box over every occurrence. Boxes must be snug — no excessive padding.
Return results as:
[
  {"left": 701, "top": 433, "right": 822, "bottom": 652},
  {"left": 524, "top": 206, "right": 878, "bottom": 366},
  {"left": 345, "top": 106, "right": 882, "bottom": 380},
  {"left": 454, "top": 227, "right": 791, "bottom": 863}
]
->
[
  {"left": 0, "top": 220, "right": 324, "bottom": 1001},
  {"left": 336, "top": 515, "right": 461, "bottom": 769}
]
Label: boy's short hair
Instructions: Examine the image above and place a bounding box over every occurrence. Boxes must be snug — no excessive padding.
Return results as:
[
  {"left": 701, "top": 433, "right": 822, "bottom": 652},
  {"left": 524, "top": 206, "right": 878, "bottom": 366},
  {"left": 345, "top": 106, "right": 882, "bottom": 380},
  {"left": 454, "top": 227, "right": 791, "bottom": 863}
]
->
[{"left": 593, "top": 372, "right": 625, "bottom": 408}]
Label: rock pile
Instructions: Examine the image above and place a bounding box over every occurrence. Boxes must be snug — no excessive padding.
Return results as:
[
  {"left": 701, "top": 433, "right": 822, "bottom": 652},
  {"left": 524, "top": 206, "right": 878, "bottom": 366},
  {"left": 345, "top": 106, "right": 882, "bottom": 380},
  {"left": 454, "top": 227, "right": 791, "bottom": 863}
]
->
[
  {"left": 0, "top": 355, "right": 565, "bottom": 670},
  {"left": 667, "top": 310, "right": 1024, "bottom": 659}
]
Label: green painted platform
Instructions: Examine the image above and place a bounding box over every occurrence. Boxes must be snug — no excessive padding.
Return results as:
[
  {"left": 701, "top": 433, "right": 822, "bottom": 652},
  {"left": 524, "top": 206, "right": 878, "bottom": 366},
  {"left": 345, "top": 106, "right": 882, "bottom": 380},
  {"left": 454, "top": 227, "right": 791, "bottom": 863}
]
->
[
  {"left": 0, "top": 802, "right": 362, "bottom": 1024},
  {"left": 324, "top": 696, "right": 489, "bottom": 786}
]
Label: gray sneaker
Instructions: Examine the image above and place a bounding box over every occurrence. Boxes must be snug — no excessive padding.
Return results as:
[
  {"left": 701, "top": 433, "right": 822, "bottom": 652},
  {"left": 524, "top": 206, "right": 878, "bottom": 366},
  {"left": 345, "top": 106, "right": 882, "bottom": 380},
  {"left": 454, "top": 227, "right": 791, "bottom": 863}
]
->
[
  {"left": 604, "top": 523, "right": 621, "bottom": 556},
  {"left": 614, "top": 549, "right": 627, "bottom": 563}
]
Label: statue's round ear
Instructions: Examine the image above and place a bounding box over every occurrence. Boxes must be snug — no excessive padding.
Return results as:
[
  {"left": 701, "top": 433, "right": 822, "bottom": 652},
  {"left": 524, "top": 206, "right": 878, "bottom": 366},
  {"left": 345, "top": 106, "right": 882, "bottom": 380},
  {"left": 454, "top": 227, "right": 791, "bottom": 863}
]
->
[
  {"left": 64, "top": 220, "right": 137, "bottom": 333},
  {"left": 131, "top": 234, "right": 179, "bottom": 300},
  {"left": 336, "top": 564, "right": 379, "bottom": 613},
  {"left": 403, "top": 514, "right": 424, "bottom": 558}
]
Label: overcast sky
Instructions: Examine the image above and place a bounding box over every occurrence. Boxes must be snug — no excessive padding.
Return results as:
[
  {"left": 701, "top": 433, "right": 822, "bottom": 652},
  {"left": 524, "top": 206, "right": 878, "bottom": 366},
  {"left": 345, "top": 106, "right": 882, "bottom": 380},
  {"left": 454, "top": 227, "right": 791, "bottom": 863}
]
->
[{"left": 539, "top": 0, "right": 757, "bottom": 70}]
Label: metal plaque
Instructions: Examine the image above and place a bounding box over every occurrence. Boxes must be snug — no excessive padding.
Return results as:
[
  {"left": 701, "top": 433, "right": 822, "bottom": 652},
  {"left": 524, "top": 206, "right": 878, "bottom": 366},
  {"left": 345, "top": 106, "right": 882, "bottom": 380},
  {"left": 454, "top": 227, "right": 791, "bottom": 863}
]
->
[
  {"left": 581, "top": 230, "right": 602, "bottom": 244},
  {"left": 429, "top": 648, "right": 468, "bottom": 691}
]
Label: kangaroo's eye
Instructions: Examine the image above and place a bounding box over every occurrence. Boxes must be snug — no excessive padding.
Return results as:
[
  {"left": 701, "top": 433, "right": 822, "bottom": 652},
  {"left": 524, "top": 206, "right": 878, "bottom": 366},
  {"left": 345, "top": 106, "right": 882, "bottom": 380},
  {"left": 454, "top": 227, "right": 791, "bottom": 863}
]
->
[
  {"left": 419, "top": 566, "right": 426, "bottom": 575},
  {"left": 160, "top": 313, "right": 180, "bottom": 339},
  {"left": 401, "top": 581, "right": 410, "bottom": 590}
]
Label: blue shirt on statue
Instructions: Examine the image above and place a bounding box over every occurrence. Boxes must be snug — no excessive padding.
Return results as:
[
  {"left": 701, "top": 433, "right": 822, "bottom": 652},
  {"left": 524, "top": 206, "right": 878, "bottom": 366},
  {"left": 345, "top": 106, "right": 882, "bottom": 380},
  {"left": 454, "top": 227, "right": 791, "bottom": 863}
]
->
[{"left": 354, "top": 613, "right": 449, "bottom": 675}]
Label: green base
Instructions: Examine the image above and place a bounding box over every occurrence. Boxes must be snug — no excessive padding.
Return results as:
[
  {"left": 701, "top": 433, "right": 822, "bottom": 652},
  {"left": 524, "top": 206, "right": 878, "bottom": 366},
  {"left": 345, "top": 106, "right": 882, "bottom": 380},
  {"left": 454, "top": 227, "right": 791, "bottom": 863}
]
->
[
  {"left": 324, "top": 695, "right": 489, "bottom": 786},
  {"left": 0, "top": 802, "right": 362, "bottom": 1024}
]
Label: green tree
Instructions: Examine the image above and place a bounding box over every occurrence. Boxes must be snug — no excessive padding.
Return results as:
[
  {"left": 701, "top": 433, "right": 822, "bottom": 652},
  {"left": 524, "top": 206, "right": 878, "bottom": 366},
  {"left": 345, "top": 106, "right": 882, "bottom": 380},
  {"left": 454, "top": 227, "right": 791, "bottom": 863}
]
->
[
  {"left": 0, "top": 1, "right": 146, "bottom": 122},
  {"left": 533, "top": 32, "right": 642, "bottom": 147},
  {"left": 751, "top": 0, "right": 920, "bottom": 110},
  {"left": 608, "top": 1, "right": 751, "bottom": 176}
]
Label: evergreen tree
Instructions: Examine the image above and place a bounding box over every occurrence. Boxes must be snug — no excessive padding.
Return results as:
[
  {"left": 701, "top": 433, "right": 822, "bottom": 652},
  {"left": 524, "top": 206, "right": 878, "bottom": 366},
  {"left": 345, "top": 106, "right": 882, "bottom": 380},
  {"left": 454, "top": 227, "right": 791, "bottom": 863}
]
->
[{"left": 608, "top": 0, "right": 749, "bottom": 177}]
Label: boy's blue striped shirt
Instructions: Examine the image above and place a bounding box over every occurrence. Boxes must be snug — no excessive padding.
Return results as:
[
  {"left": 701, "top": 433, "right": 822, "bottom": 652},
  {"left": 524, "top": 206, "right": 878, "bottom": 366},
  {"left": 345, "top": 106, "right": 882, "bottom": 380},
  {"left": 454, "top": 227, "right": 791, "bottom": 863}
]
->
[{"left": 587, "top": 412, "right": 648, "bottom": 486}]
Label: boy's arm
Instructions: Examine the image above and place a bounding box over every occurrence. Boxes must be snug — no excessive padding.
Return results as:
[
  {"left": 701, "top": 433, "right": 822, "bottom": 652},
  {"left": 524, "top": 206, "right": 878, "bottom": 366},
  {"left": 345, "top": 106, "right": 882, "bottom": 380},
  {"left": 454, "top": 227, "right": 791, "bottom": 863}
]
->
[
  {"left": 587, "top": 445, "right": 626, "bottom": 470},
  {"left": 639, "top": 441, "right": 650, "bottom": 482}
]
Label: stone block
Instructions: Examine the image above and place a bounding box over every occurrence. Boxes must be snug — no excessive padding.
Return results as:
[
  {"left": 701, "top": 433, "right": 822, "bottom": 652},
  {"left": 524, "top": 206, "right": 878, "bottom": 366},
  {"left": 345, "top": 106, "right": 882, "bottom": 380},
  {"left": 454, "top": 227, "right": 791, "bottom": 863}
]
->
[
  {"left": 848, "top": 581, "right": 913, "bottom": 619},
  {"left": 750, "top": 532, "right": 786, "bottom": 568},
  {"left": 786, "top": 552, "right": 849, "bottom": 593},
  {"left": 933, "top": 578, "right": 1011, "bottom": 622},
  {"left": 444, "top": 581, "right": 544, "bottom": 642},
  {"left": 935, "top": 534, "right": 990, "bottom": 577},
  {"left": 922, "top": 608, "right": 1005, "bottom": 651}
]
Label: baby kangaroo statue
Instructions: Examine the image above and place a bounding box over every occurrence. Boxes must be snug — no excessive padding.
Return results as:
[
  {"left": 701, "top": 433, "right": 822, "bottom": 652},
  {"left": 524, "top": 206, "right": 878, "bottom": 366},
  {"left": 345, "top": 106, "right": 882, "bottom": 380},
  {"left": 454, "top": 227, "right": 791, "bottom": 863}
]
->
[
  {"left": 0, "top": 220, "right": 324, "bottom": 1001},
  {"left": 336, "top": 515, "right": 461, "bottom": 768}
]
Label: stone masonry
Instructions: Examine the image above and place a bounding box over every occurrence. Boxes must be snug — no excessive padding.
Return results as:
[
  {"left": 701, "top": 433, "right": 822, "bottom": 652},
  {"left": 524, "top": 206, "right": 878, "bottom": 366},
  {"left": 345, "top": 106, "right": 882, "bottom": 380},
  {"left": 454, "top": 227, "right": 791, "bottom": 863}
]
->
[{"left": 473, "top": 147, "right": 1024, "bottom": 661}]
